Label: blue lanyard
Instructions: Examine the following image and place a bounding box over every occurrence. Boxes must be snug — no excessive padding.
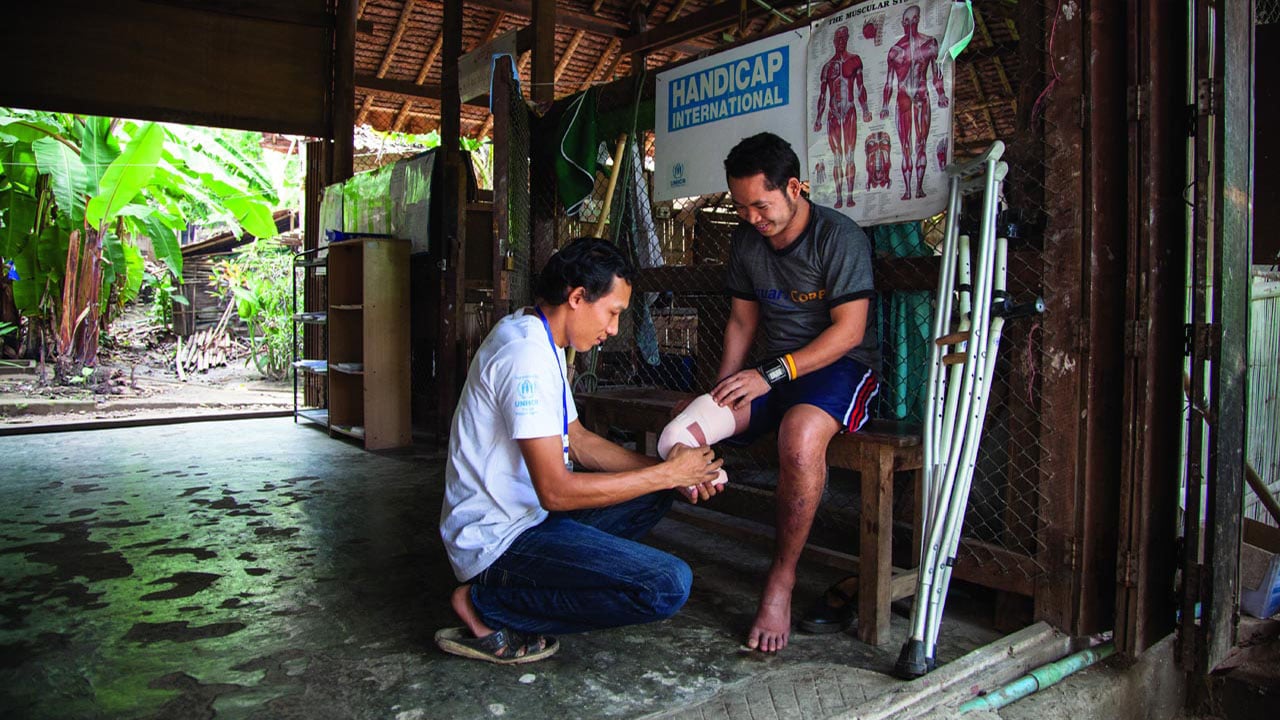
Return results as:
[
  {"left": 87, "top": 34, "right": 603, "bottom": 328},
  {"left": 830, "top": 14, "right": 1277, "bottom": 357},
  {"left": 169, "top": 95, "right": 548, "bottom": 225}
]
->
[{"left": 533, "top": 306, "right": 572, "bottom": 470}]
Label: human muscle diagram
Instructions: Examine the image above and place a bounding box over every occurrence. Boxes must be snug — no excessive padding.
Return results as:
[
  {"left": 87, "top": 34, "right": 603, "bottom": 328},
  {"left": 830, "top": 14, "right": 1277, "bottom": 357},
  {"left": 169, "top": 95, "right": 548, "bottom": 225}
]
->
[
  {"left": 813, "top": 25, "right": 872, "bottom": 208},
  {"left": 865, "top": 131, "right": 892, "bottom": 190},
  {"left": 807, "top": 0, "right": 954, "bottom": 225}
]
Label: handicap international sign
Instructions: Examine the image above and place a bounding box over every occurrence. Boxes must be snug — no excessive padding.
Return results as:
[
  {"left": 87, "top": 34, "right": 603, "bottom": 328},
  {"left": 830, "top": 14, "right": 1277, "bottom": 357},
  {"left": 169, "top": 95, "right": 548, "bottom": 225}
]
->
[{"left": 655, "top": 28, "right": 809, "bottom": 202}]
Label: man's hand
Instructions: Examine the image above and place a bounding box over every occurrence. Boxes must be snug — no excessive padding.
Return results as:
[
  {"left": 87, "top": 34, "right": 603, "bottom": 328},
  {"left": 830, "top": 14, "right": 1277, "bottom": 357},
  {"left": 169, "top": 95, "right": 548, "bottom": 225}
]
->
[
  {"left": 880, "top": 106, "right": 890, "bottom": 120},
  {"left": 863, "top": 110, "right": 872, "bottom": 123},
  {"left": 680, "top": 478, "right": 726, "bottom": 504},
  {"left": 813, "top": 119, "right": 822, "bottom": 132},
  {"left": 665, "top": 444, "right": 723, "bottom": 488},
  {"left": 938, "top": 95, "right": 949, "bottom": 108},
  {"left": 711, "top": 368, "right": 770, "bottom": 410}
]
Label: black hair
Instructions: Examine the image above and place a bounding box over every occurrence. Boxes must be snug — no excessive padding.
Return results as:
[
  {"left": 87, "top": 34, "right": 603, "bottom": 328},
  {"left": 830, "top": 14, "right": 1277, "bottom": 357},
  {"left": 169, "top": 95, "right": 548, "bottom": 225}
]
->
[
  {"left": 534, "top": 237, "right": 637, "bottom": 305},
  {"left": 723, "top": 132, "right": 801, "bottom": 192}
]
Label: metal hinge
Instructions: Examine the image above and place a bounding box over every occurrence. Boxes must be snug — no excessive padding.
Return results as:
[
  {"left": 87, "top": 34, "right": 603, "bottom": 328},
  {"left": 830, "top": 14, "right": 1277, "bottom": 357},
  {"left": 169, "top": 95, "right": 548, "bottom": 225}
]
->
[
  {"left": 1189, "top": 321, "right": 1221, "bottom": 359},
  {"left": 1124, "top": 320, "right": 1148, "bottom": 357},
  {"left": 1196, "top": 77, "right": 1216, "bottom": 116},
  {"left": 1128, "top": 83, "right": 1148, "bottom": 122},
  {"left": 1119, "top": 549, "right": 1139, "bottom": 588},
  {"left": 1064, "top": 536, "right": 1080, "bottom": 571}
]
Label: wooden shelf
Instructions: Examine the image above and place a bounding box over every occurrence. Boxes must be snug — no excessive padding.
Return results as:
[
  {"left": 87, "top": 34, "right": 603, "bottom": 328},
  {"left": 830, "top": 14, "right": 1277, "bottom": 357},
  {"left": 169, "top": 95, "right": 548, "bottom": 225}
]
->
[
  {"left": 329, "top": 423, "right": 365, "bottom": 440},
  {"left": 296, "top": 408, "right": 329, "bottom": 427},
  {"left": 293, "top": 359, "right": 328, "bottom": 374},
  {"left": 325, "top": 237, "right": 411, "bottom": 450}
]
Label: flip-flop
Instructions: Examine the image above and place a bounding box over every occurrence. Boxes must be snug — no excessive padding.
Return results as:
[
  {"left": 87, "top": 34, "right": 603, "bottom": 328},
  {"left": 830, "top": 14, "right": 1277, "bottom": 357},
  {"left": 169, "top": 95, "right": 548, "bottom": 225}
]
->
[
  {"left": 434, "top": 626, "right": 559, "bottom": 665},
  {"left": 798, "top": 578, "right": 856, "bottom": 634}
]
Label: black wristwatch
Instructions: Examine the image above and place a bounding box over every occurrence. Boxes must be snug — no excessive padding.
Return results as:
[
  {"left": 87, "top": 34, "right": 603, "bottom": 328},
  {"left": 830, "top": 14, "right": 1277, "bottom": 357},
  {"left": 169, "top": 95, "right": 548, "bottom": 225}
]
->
[{"left": 756, "top": 355, "right": 794, "bottom": 386}]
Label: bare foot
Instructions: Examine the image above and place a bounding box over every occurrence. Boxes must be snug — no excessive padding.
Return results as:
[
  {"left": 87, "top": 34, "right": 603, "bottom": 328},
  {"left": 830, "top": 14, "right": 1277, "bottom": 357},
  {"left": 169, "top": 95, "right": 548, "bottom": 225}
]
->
[
  {"left": 451, "top": 584, "right": 495, "bottom": 638},
  {"left": 746, "top": 568, "right": 795, "bottom": 653}
]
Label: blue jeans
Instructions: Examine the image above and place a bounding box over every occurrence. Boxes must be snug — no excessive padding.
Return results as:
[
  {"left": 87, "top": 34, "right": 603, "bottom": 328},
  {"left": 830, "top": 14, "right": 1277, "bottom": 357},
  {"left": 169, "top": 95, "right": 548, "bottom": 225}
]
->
[{"left": 469, "top": 491, "right": 692, "bottom": 636}]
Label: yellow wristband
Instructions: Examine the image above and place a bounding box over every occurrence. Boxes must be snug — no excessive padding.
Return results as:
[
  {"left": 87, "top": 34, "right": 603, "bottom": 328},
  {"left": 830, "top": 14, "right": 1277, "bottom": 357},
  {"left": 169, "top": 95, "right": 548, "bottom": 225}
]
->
[{"left": 783, "top": 353, "right": 798, "bottom": 380}]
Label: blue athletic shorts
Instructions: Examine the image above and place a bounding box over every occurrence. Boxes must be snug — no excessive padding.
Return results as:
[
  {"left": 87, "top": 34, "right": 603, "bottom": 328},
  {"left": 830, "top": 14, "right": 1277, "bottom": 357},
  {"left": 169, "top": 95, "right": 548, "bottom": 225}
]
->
[{"left": 731, "top": 356, "right": 880, "bottom": 444}]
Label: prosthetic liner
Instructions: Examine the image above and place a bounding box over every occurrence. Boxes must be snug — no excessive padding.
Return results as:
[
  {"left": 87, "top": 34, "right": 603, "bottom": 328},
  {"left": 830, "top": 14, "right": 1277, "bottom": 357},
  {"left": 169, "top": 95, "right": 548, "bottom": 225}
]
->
[{"left": 657, "top": 393, "right": 734, "bottom": 486}]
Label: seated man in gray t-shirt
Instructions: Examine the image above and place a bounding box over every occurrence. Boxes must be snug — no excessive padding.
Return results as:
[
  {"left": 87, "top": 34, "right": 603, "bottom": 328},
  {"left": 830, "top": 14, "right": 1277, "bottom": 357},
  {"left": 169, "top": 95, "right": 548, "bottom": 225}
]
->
[{"left": 702, "top": 132, "right": 880, "bottom": 653}]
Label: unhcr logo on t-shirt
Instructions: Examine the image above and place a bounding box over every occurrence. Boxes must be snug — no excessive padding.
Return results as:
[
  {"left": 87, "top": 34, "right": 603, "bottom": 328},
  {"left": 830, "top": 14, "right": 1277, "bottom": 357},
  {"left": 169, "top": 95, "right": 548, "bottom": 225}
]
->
[
  {"left": 513, "top": 375, "right": 540, "bottom": 415},
  {"left": 666, "top": 47, "right": 789, "bottom": 132}
]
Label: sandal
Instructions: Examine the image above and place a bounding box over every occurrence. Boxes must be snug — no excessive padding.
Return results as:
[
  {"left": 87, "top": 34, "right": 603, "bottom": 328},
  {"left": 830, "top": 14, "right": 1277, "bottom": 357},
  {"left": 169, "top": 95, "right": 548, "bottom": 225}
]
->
[
  {"left": 434, "top": 626, "right": 560, "bottom": 665},
  {"left": 798, "top": 577, "right": 856, "bottom": 634}
]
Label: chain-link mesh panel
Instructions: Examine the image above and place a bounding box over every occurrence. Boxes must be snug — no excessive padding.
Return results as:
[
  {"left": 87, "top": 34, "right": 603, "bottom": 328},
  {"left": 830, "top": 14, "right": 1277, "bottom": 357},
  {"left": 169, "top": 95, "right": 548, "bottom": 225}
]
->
[
  {"left": 534, "top": 0, "right": 1053, "bottom": 580},
  {"left": 1260, "top": 0, "right": 1280, "bottom": 25}
]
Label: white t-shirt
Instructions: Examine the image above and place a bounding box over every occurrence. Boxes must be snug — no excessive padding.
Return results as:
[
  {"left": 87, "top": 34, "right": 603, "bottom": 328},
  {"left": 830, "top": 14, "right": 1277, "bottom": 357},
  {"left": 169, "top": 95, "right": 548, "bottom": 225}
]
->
[{"left": 439, "top": 309, "right": 579, "bottom": 581}]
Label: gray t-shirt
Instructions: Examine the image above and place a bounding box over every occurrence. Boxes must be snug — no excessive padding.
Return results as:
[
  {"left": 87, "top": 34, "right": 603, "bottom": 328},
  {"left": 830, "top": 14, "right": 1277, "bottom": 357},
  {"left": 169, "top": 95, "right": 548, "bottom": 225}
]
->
[{"left": 725, "top": 201, "right": 880, "bottom": 373}]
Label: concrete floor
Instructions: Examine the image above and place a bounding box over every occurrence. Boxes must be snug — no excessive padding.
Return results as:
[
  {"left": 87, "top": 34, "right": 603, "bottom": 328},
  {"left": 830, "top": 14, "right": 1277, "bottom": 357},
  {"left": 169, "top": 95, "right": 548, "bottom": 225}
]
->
[{"left": 0, "top": 417, "right": 1000, "bottom": 719}]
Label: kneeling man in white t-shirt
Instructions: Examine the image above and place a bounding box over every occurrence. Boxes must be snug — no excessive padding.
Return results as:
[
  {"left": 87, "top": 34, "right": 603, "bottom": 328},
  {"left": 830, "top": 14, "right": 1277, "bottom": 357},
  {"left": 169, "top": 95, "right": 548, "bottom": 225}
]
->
[{"left": 436, "top": 237, "right": 725, "bottom": 664}]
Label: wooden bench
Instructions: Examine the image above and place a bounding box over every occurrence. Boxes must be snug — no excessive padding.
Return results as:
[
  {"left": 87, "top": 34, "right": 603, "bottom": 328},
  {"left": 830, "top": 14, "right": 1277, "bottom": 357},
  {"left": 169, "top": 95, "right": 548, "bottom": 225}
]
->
[{"left": 576, "top": 387, "right": 923, "bottom": 646}]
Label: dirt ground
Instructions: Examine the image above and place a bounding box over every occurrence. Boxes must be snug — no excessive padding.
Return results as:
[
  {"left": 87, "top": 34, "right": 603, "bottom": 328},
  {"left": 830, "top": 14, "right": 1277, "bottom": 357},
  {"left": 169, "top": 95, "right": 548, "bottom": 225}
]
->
[{"left": 0, "top": 302, "right": 292, "bottom": 429}]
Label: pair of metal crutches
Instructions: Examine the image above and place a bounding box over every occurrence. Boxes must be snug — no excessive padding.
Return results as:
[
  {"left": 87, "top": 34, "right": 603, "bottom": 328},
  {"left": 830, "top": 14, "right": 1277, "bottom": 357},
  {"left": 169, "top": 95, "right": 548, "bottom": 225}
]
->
[{"left": 895, "top": 140, "right": 1044, "bottom": 679}]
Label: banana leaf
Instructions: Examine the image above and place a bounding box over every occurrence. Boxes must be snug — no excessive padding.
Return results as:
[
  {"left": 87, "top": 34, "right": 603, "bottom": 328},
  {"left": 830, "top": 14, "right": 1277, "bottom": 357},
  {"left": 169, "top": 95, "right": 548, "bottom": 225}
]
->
[
  {"left": 0, "top": 188, "right": 36, "bottom": 258},
  {"left": 78, "top": 116, "right": 120, "bottom": 188},
  {"left": 86, "top": 122, "right": 163, "bottom": 230},
  {"left": 33, "top": 136, "right": 89, "bottom": 226}
]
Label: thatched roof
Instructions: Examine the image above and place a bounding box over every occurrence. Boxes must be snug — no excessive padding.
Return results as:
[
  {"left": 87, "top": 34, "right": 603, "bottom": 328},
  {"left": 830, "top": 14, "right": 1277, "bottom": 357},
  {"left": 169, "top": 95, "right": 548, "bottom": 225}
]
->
[{"left": 354, "top": 0, "right": 1030, "bottom": 148}]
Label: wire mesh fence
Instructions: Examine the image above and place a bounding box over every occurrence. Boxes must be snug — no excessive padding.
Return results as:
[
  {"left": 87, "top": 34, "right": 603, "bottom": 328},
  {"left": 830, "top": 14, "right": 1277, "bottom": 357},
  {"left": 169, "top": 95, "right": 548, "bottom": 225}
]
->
[
  {"left": 528, "top": 1, "right": 1054, "bottom": 580},
  {"left": 1260, "top": 0, "right": 1280, "bottom": 25}
]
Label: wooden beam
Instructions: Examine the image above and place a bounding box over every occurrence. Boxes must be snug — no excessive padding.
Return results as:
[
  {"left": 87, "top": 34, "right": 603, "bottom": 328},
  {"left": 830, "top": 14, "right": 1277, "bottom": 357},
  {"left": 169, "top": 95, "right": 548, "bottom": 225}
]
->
[
  {"left": 531, "top": 0, "right": 555, "bottom": 103},
  {"left": 580, "top": 38, "right": 620, "bottom": 91},
  {"left": 621, "top": 0, "right": 791, "bottom": 55},
  {"left": 375, "top": 0, "right": 417, "bottom": 78},
  {"left": 358, "top": 0, "right": 418, "bottom": 126},
  {"left": 390, "top": 102, "right": 416, "bottom": 133},
  {"left": 355, "top": 74, "right": 489, "bottom": 110},
  {"left": 416, "top": 33, "right": 445, "bottom": 84},
  {"left": 147, "top": 0, "right": 333, "bottom": 28},
  {"left": 480, "top": 0, "right": 628, "bottom": 37},
  {"left": 481, "top": 10, "right": 507, "bottom": 43},
  {"left": 389, "top": 32, "right": 445, "bottom": 132},
  {"left": 438, "top": 0, "right": 467, "bottom": 432},
  {"left": 333, "top": 0, "right": 357, "bottom": 182},
  {"left": 555, "top": 30, "right": 586, "bottom": 82}
]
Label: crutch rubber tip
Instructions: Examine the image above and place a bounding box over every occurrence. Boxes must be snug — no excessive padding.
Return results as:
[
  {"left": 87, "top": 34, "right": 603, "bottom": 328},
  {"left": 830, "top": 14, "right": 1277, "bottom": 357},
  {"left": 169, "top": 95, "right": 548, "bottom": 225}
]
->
[{"left": 894, "top": 639, "right": 930, "bottom": 680}]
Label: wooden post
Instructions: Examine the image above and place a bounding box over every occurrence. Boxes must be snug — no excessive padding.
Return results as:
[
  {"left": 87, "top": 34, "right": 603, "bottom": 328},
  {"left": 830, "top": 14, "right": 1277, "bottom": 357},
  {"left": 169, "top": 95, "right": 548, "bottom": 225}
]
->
[
  {"left": 530, "top": 0, "right": 555, "bottom": 104},
  {"left": 437, "top": 0, "right": 467, "bottom": 433},
  {"left": 332, "top": 0, "right": 357, "bottom": 183}
]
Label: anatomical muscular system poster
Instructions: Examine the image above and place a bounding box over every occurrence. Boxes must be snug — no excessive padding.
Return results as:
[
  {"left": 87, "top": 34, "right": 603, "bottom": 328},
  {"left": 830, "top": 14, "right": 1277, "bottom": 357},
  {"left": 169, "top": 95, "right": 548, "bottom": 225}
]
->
[{"left": 807, "top": 0, "right": 954, "bottom": 225}]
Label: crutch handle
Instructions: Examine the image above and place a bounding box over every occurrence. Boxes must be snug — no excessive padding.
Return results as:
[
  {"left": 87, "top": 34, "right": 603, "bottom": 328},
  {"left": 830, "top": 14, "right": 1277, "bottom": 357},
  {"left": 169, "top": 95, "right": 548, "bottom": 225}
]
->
[
  {"left": 942, "top": 352, "right": 967, "bottom": 365},
  {"left": 946, "top": 140, "right": 1006, "bottom": 178},
  {"left": 934, "top": 331, "right": 970, "bottom": 347},
  {"left": 992, "top": 296, "right": 1046, "bottom": 319}
]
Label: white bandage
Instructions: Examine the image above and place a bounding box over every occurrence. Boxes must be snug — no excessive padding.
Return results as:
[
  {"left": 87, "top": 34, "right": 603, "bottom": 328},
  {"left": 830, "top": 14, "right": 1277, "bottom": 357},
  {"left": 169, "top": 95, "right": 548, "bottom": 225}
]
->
[{"left": 659, "top": 393, "right": 736, "bottom": 486}]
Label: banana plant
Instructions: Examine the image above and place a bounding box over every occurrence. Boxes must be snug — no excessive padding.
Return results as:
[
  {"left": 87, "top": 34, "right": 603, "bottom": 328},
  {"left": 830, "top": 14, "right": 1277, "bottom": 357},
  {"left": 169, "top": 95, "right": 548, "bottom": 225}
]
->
[{"left": 0, "top": 108, "right": 278, "bottom": 381}]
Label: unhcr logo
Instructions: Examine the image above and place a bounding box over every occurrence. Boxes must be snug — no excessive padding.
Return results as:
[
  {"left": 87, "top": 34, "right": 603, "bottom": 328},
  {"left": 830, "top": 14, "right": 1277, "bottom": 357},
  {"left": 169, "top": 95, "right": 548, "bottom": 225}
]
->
[{"left": 671, "top": 162, "right": 686, "bottom": 188}]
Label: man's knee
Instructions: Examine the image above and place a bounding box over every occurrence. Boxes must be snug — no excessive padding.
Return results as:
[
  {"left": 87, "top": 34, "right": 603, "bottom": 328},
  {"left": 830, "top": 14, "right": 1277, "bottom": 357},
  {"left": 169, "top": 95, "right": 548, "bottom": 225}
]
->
[
  {"left": 777, "top": 414, "right": 836, "bottom": 467},
  {"left": 640, "top": 556, "right": 693, "bottom": 621}
]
